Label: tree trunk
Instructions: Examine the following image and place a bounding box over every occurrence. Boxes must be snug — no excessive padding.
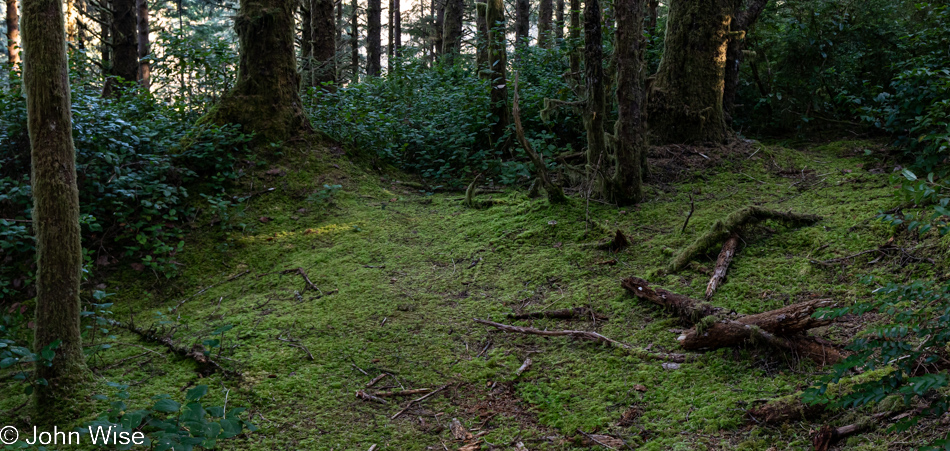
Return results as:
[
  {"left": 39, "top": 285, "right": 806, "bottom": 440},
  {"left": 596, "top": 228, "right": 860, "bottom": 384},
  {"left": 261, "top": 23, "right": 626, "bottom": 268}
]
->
[
  {"left": 555, "top": 0, "right": 563, "bottom": 40},
  {"left": 485, "top": 0, "right": 509, "bottom": 149},
  {"left": 723, "top": 0, "right": 769, "bottom": 122},
  {"left": 21, "top": 0, "right": 89, "bottom": 424},
  {"left": 538, "top": 0, "right": 553, "bottom": 48},
  {"left": 312, "top": 0, "right": 336, "bottom": 87},
  {"left": 350, "top": 0, "right": 358, "bottom": 82},
  {"left": 205, "top": 0, "right": 309, "bottom": 144},
  {"left": 583, "top": 0, "right": 606, "bottom": 169},
  {"left": 647, "top": 0, "right": 658, "bottom": 32},
  {"left": 100, "top": 0, "right": 110, "bottom": 73},
  {"left": 6, "top": 0, "right": 19, "bottom": 69},
  {"left": 608, "top": 0, "right": 645, "bottom": 205},
  {"left": 300, "top": 0, "right": 312, "bottom": 75},
  {"left": 65, "top": 0, "right": 78, "bottom": 43},
  {"left": 104, "top": 0, "right": 138, "bottom": 97},
  {"left": 366, "top": 0, "right": 381, "bottom": 76},
  {"left": 393, "top": 0, "right": 400, "bottom": 55},
  {"left": 515, "top": 0, "right": 529, "bottom": 46},
  {"left": 441, "top": 0, "right": 463, "bottom": 62},
  {"left": 434, "top": 0, "right": 444, "bottom": 57},
  {"left": 475, "top": 2, "right": 488, "bottom": 75},
  {"left": 568, "top": 0, "right": 580, "bottom": 75},
  {"left": 647, "top": 0, "right": 737, "bottom": 145},
  {"left": 388, "top": 0, "right": 394, "bottom": 67},
  {"left": 136, "top": 0, "right": 150, "bottom": 90}
]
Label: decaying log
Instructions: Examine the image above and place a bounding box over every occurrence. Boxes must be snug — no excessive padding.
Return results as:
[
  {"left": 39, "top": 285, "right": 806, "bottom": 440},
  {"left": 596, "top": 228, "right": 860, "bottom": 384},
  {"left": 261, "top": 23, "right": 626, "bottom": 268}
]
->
[
  {"left": 107, "top": 319, "right": 240, "bottom": 378},
  {"left": 678, "top": 298, "right": 837, "bottom": 349},
  {"left": 705, "top": 233, "right": 739, "bottom": 299},
  {"left": 812, "top": 411, "right": 901, "bottom": 451},
  {"left": 474, "top": 318, "right": 693, "bottom": 363},
  {"left": 621, "top": 277, "right": 722, "bottom": 323},
  {"left": 668, "top": 206, "right": 821, "bottom": 273},
  {"left": 509, "top": 306, "right": 608, "bottom": 321},
  {"left": 598, "top": 229, "right": 629, "bottom": 251}
]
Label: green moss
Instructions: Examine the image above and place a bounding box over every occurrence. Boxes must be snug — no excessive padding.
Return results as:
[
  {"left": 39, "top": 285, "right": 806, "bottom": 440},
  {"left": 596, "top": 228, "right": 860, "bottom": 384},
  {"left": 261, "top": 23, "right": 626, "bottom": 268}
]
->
[{"left": 2, "top": 139, "right": 940, "bottom": 448}]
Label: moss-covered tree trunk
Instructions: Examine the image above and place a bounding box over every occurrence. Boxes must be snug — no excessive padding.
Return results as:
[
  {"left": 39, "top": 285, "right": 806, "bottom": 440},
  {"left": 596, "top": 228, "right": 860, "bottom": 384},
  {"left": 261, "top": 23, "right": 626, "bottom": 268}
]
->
[
  {"left": 583, "top": 0, "right": 606, "bottom": 168},
  {"left": 647, "top": 0, "right": 738, "bottom": 145},
  {"left": 366, "top": 0, "right": 381, "bottom": 76},
  {"left": 136, "top": 0, "right": 150, "bottom": 90},
  {"left": 609, "top": 0, "right": 646, "bottom": 205},
  {"left": 350, "top": 0, "right": 358, "bottom": 82},
  {"left": 311, "top": 0, "right": 336, "bottom": 86},
  {"left": 21, "top": 0, "right": 89, "bottom": 424},
  {"left": 514, "top": 0, "right": 529, "bottom": 45},
  {"left": 6, "top": 0, "right": 20, "bottom": 68},
  {"left": 486, "top": 0, "right": 509, "bottom": 149},
  {"left": 538, "top": 0, "right": 553, "bottom": 48},
  {"left": 103, "top": 0, "right": 138, "bottom": 96},
  {"left": 555, "top": 0, "right": 564, "bottom": 40},
  {"left": 723, "top": 0, "right": 769, "bottom": 121},
  {"left": 441, "top": 0, "right": 463, "bottom": 62},
  {"left": 475, "top": 2, "right": 488, "bottom": 75},
  {"left": 207, "top": 0, "right": 309, "bottom": 144}
]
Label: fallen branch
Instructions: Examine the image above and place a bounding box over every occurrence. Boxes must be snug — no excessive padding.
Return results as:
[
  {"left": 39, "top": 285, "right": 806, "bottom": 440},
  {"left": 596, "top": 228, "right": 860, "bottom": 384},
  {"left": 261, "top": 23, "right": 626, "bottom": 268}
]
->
[
  {"left": 668, "top": 206, "right": 821, "bottom": 273},
  {"left": 355, "top": 390, "right": 390, "bottom": 404},
  {"left": 508, "top": 306, "right": 608, "bottom": 322},
  {"left": 680, "top": 194, "right": 695, "bottom": 234},
  {"left": 281, "top": 267, "right": 321, "bottom": 293},
  {"left": 514, "top": 358, "right": 533, "bottom": 378},
  {"left": 705, "top": 233, "right": 739, "bottom": 300},
  {"left": 391, "top": 384, "right": 451, "bottom": 420},
  {"left": 373, "top": 388, "right": 433, "bottom": 398},
  {"left": 366, "top": 373, "right": 389, "bottom": 388},
  {"left": 107, "top": 320, "right": 240, "bottom": 378},
  {"left": 621, "top": 277, "right": 722, "bottom": 323},
  {"left": 474, "top": 319, "right": 692, "bottom": 363}
]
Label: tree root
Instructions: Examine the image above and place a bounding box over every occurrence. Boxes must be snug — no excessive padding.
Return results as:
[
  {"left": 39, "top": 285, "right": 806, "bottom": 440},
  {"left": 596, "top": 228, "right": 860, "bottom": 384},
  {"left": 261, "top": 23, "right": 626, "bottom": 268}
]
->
[
  {"left": 474, "top": 318, "right": 693, "bottom": 363},
  {"left": 668, "top": 206, "right": 821, "bottom": 273}
]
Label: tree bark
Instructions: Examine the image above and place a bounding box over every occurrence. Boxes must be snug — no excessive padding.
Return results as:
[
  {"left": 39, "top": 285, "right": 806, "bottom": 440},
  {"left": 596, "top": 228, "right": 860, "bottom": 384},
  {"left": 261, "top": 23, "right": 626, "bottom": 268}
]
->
[
  {"left": 647, "top": 0, "right": 658, "bottom": 32},
  {"left": 647, "top": 0, "right": 737, "bottom": 145},
  {"left": 538, "top": 0, "right": 553, "bottom": 48},
  {"left": 6, "top": 0, "right": 19, "bottom": 69},
  {"left": 104, "top": 0, "right": 138, "bottom": 97},
  {"left": 723, "top": 0, "right": 769, "bottom": 121},
  {"left": 608, "top": 0, "right": 646, "bottom": 205},
  {"left": 350, "top": 0, "right": 358, "bottom": 82},
  {"left": 21, "top": 0, "right": 89, "bottom": 423},
  {"left": 300, "top": 0, "right": 312, "bottom": 74},
  {"left": 485, "top": 0, "right": 509, "bottom": 149},
  {"left": 515, "top": 0, "right": 529, "bottom": 46},
  {"left": 393, "top": 0, "right": 400, "bottom": 56},
  {"left": 555, "top": 0, "right": 564, "bottom": 40},
  {"left": 100, "top": 0, "right": 110, "bottom": 72},
  {"left": 475, "top": 2, "right": 488, "bottom": 75},
  {"left": 434, "top": 0, "right": 444, "bottom": 57},
  {"left": 206, "top": 0, "right": 309, "bottom": 144},
  {"left": 621, "top": 277, "right": 724, "bottom": 322},
  {"left": 366, "top": 0, "right": 381, "bottom": 76},
  {"left": 583, "top": 0, "right": 606, "bottom": 169},
  {"left": 312, "top": 0, "right": 336, "bottom": 87},
  {"left": 136, "top": 0, "right": 150, "bottom": 90},
  {"left": 441, "top": 0, "right": 463, "bottom": 61},
  {"left": 512, "top": 71, "right": 567, "bottom": 204},
  {"left": 388, "top": 0, "right": 394, "bottom": 67},
  {"left": 568, "top": 0, "right": 580, "bottom": 75}
]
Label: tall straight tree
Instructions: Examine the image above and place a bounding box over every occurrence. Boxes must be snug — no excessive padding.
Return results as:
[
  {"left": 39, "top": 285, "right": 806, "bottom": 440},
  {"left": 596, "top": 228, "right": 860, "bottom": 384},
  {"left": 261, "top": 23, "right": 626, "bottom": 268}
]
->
[
  {"left": 312, "top": 0, "right": 336, "bottom": 86},
  {"left": 554, "top": 0, "right": 563, "bottom": 39},
  {"left": 388, "top": 0, "right": 393, "bottom": 67},
  {"left": 367, "top": 0, "right": 381, "bottom": 76},
  {"left": 301, "top": 0, "right": 312, "bottom": 73},
  {"left": 723, "top": 0, "right": 770, "bottom": 121},
  {"left": 104, "top": 0, "right": 138, "bottom": 96},
  {"left": 7, "top": 0, "right": 19, "bottom": 68},
  {"left": 393, "top": 0, "right": 400, "bottom": 55},
  {"left": 609, "top": 0, "right": 646, "bottom": 204},
  {"left": 475, "top": 1, "right": 488, "bottom": 74},
  {"left": 136, "top": 0, "right": 150, "bottom": 89},
  {"left": 206, "top": 0, "right": 309, "bottom": 143},
  {"left": 569, "top": 0, "right": 580, "bottom": 74},
  {"left": 485, "top": 0, "right": 509, "bottom": 149},
  {"left": 350, "top": 0, "right": 358, "bottom": 81},
  {"left": 514, "top": 0, "right": 529, "bottom": 45},
  {"left": 441, "top": 0, "right": 463, "bottom": 61},
  {"left": 538, "top": 0, "right": 553, "bottom": 47},
  {"left": 583, "top": 0, "right": 605, "bottom": 169},
  {"left": 647, "top": 0, "right": 738, "bottom": 144},
  {"left": 21, "top": 0, "right": 89, "bottom": 423},
  {"left": 99, "top": 0, "right": 110, "bottom": 72},
  {"left": 433, "top": 0, "right": 444, "bottom": 56}
]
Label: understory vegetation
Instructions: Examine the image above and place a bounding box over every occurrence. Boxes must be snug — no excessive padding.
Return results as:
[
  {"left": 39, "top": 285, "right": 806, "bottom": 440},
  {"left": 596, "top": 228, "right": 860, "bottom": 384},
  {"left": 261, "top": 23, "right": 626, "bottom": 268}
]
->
[{"left": 3, "top": 0, "right": 950, "bottom": 449}]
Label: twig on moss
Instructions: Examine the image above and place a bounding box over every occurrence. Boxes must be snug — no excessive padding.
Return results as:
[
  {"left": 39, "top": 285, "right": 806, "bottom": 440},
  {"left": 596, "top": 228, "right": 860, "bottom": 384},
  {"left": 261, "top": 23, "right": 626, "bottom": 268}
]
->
[{"left": 390, "top": 384, "right": 451, "bottom": 419}]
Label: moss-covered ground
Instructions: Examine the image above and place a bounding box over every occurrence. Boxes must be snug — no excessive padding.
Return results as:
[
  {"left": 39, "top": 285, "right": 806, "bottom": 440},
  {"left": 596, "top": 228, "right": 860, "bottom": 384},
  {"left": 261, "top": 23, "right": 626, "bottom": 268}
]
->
[{"left": 3, "top": 139, "right": 947, "bottom": 449}]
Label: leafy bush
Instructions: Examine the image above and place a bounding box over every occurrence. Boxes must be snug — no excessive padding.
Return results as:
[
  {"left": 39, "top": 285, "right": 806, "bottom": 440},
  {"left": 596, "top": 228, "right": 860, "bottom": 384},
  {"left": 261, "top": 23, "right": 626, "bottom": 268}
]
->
[
  {"left": 806, "top": 277, "right": 950, "bottom": 448},
  {"left": 306, "top": 49, "right": 583, "bottom": 186}
]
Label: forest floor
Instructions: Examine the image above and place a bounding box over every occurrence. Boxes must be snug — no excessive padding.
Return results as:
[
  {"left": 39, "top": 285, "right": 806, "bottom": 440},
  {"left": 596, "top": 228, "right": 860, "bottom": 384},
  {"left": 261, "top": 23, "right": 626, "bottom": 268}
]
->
[{"left": 3, "top": 138, "right": 949, "bottom": 450}]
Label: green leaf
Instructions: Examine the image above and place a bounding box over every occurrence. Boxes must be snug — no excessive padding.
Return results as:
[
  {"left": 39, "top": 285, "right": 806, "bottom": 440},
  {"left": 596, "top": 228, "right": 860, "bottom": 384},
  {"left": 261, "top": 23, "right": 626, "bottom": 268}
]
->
[
  {"left": 186, "top": 385, "right": 209, "bottom": 401},
  {"left": 152, "top": 399, "right": 181, "bottom": 413},
  {"left": 902, "top": 168, "right": 918, "bottom": 181}
]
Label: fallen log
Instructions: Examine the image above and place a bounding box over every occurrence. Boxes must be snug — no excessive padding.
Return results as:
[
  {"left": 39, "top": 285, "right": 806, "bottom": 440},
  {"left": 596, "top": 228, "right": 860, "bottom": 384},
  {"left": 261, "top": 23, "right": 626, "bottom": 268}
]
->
[
  {"left": 107, "top": 319, "right": 239, "bottom": 378},
  {"left": 621, "top": 277, "right": 722, "bottom": 323},
  {"left": 705, "top": 233, "right": 739, "bottom": 300},
  {"left": 668, "top": 206, "right": 821, "bottom": 273},
  {"left": 474, "top": 319, "right": 693, "bottom": 363},
  {"left": 678, "top": 298, "right": 837, "bottom": 349}
]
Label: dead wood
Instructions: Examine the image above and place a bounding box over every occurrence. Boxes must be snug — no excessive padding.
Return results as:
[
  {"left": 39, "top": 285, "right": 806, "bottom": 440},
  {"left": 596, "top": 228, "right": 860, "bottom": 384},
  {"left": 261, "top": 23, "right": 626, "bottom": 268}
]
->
[
  {"left": 391, "top": 384, "right": 451, "bottom": 420},
  {"left": 366, "top": 373, "right": 389, "bottom": 388},
  {"left": 748, "top": 394, "right": 824, "bottom": 424},
  {"left": 513, "top": 71, "right": 568, "bottom": 204},
  {"left": 108, "top": 320, "right": 240, "bottom": 378},
  {"left": 668, "top": 206, "right": 821, "bottom": 273},
  {"left": 812, "top": 411, "right": 900, "bottom": 451},
  {"left": 281, "top": 267, "right": 321, "bottom": 292},
  {"left": 621, "top": 277, "right": 722, "bottom": 323},
  {"left": 373, "top": 388, "right": 433, "bottom": 398},
  {"left": 598, "top": 229, "right": 630, "bottom": 251},
  {"left": 508, "top": 306, "right": 608, "bottom": 321},
  {"left": 705, "top": 233, "right": 739, "bottom": 300},
  {"left": 474, "top": 318, "right": 693, "bottom": 363},
  {"left": 355, "top": 390, "right": 390, "bottom": 404},
  {"left": 515, "top": 358, "right": 533, "bottom": 378}
]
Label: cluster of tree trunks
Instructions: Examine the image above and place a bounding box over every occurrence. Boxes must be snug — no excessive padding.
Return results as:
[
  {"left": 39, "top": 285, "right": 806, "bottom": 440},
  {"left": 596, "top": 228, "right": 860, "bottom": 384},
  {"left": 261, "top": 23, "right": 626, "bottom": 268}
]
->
[{"left": 621, "top": 277, "right": 844, "bottom": 364}]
